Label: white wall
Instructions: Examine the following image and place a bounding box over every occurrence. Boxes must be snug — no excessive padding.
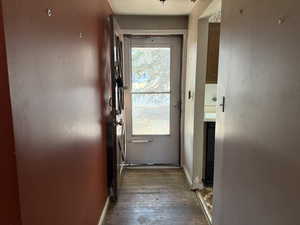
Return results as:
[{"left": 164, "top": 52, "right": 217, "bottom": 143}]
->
[
  {"left": 115, "top": 15, "right": 188, "bottom": 30},
  {"left": 183, "top": 0, "right": 221, "bottom": 187},
  {"left": 183, "top": 0, "right": 212, "bottom": 186},
  {"left": 205, "top": 84, "right": 218, "bottom": 106},
  {"left": 205, "top": 84, "right": 218, "bottom": 113}
]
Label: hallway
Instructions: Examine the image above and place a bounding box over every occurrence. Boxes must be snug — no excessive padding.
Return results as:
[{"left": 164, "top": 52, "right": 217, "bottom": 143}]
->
[{"left": 104, "top": 169, "right": 208, "bottom": 225}]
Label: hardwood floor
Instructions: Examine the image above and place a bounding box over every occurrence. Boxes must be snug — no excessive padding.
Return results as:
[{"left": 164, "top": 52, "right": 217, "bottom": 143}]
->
[{"left": 104, "top": 169, "right": 209, "bottom": 225}]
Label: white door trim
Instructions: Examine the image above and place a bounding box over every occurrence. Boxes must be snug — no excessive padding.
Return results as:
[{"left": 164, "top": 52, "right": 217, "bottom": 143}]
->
[
  {"left": 120, "top": 29, "right": 187, "bottom": 167},
  {"left": 97, "top": 197, "right": 110, "bottom": 225},
  {"left": 124, "top": 36, "right": 181, "bottom": 165}
]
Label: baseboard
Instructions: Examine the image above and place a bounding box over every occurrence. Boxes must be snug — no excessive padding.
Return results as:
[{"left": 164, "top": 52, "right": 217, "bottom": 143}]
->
[
  {"left": 196, "top": 191, "right": 212, "bottom": 225},
  {"left": 126, "top": 166, "right": 180, "bottom": 169},
  {"left": 98, "top": 196, "right": 110, "bottom": 225},
  {"left": 183, "top": 165, "right": 193, "bottom": 187}
]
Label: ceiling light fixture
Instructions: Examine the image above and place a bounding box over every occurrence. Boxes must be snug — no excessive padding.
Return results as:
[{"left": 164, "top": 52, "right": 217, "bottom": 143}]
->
[{"left": 159, "top": 0, "right": 167, "bottom": 5}]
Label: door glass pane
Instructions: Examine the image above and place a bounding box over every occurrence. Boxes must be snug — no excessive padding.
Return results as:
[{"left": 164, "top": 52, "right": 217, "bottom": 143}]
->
[
  {"left": 132, "top": 48, "right": 170, "bottom": 92},
  {"left": 132, "top": 94, "right": 170, "bottom": 135}
]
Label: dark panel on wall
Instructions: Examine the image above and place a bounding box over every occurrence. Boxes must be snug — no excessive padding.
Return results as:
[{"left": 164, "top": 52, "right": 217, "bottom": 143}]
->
[
  {"left": 0, "top": 2, "right": 21, "bottom": 225},
  {"left": 115, "top": 15, "right": 188, "bottom": 30},
  {"left": 214, "top": 0, "right": 300, "bottom": 225},
  {"left": 1, "top": 0, "right": 112, "bottom": 224},
  {"left": 206, "top": 23, "right": 220, "bottom": 84}
]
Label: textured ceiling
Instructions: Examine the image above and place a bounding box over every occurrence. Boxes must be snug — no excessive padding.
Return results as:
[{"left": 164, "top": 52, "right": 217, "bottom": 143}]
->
[{"left": 109, "top": 0, "right": 198, "bottom": 15}]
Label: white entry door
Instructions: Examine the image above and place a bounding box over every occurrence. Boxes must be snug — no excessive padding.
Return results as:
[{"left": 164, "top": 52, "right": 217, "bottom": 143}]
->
[{"left": 124, "top": 36, "right": 182, "bottom": 165}]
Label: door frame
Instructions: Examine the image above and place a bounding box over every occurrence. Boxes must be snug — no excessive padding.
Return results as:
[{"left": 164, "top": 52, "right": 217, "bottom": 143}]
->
[
  {"left": 120, "top": 29, "right": 187, "bottom": 167},
  {"left": 107, "top": 16, "right": 125, "bottom": 201},
  {"left": 124, "top": 35, "right": 182, "bottom": 165}
]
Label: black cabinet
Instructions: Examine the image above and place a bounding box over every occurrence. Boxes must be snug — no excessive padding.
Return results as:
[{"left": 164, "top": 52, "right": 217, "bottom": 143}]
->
[{"left": 203, "top": 122, "right": 216, "bottom": 187}]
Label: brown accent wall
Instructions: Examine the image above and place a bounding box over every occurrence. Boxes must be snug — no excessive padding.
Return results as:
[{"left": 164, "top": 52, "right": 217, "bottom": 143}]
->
[
  {"left": 0, "top": 2, "right": 22, "bottom": 225},
  {"left": 214, "top": 0, "right": 300, "bottom": 225},
  {"left": 1, "top": 0, "right": 112, "bottom": 224}
]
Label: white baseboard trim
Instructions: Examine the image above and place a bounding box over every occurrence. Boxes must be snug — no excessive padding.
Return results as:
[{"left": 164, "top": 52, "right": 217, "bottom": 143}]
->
[
  {"left": 126, "top": 166, "right": 180, "bottom": 169},
  {"left": 98, "top": 197, "right": 110, "bottom": 225},
  {"left": 183, "top": 165, "right": 193, "bottom": 187},
  {"left": 196, "top": 191, "right": 212, "bottom": 225}
]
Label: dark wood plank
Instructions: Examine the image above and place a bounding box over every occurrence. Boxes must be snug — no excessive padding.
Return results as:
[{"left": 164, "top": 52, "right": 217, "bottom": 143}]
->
[{"left": 104, "top": 169, "right": 208, "bottom": 225}]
